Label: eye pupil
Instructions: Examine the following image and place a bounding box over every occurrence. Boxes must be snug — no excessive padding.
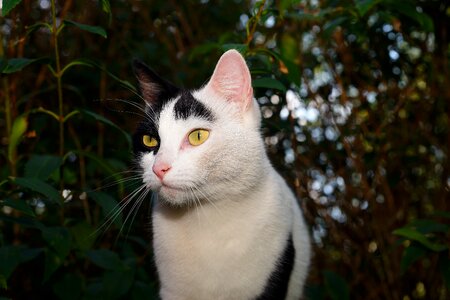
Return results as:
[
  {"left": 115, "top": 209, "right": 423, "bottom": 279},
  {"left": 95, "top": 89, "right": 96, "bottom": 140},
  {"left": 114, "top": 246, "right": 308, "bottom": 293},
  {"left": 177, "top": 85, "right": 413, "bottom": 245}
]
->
[
  {"left": 142, "top": 135, "right": 158, "bottom": 148},
  {"left": 188, "top": 129, "right": 209, "bottom": 146}
]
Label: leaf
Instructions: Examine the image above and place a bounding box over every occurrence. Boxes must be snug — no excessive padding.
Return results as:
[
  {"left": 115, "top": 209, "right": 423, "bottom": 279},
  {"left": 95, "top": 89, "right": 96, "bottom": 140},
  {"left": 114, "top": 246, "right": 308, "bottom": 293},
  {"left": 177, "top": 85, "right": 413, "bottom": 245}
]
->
[
  {"left": 89, "top": 191, "right": 123, "bottom": 228},
  {"left": 252, "top": 77, "right": 287, "bottom": 92},
  {"left": 70, "top": 222, "right": 96, "bottom": 252},
  {"left": 0, "top": 246, "right": 41, "bottom": 281},
  {"left": 13, "top": 177, "right": 62, "bottom": 204},
  {"left": 323, "top": 270, "right": 350, "bottom": 300},
  {"left": 1, "top": 58, "right": 41, "bottom": 74},
  {"left": 0, "top": 246, "right": 21, "bottom": 279},
  {"left": 1, "top": 0, "right": 23, "bottom": 16},
  {"left": 60, "top": 58, "right": 94, "bottom": 77},
  {"left": 393, "top": 227, "right": 447, "bottom": 252},
  {"left": 64, "top": 20, "right": 107, "bottom": 38},
  {"left": 102, "top": 269, "right": 135, "bottom": 299},
  {"left": 53, "top": 273, "right": 84, "bottom": 300},
  {"left": 400, "top": 245, "right": 426, "bottom": 274},
  {"left": 409, "top": 219, "right": 450, "bottom": 234},
  {"left": 8, "top": 115, "right": 27, "bottom": 163},
  {"left": 100, "top": 0, "right": 112, "bottom": 25},
  {"left": 1, "top": 198, "right": 35, "bottom": 217},
  {"left": 0, "top": 214, "right": 45, "bottom": 230},
  {"left": 26, "top": 22, "right": 52, "bottom": 36},
  {"left": 384, "top": 0, "right": 434, "bottom": 32},
  {"left": 86, "top": 249, "right": 125, "bottom": 271},
  {"left": 24, "top": 155, "right": 62, "bottom": 179},
  {"left": 43, "top": 249, "right": 63, "bottom": 282},
  {"left": 80, "top": 109, "right": 132, "bottom": 148},
  {"left": 356, "top": 0, "right": 381, "bottom": 17},
  {"left": 41, "top": 227, "right": 71, "bottom": 259}
]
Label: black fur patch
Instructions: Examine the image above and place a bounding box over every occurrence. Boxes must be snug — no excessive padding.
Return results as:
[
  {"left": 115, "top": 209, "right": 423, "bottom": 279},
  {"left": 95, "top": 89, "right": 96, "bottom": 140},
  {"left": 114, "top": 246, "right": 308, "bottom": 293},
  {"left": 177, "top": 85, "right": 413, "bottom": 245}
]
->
[
  {"left": 173, "top": 91, "right": 214, "bottom": 121},
  {"left": 133, "top": 120, "right": 160, "bottom": 155},
  {"left": 256, "top": 235, "right": 295, "bottom": 300}
]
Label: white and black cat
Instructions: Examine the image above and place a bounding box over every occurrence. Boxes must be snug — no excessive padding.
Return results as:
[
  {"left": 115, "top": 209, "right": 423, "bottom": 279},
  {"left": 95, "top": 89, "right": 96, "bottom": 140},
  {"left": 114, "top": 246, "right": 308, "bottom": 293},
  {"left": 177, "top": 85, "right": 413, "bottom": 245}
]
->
[{"left": 132, "top": 50, "right": 311, "bottom": 300}]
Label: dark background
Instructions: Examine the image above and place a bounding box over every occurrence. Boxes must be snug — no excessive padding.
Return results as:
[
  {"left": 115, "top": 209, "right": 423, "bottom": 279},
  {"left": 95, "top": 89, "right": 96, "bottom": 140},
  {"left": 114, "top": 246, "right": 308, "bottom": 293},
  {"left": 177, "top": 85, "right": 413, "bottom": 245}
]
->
[{"left": 0, "top": 0, "right": 449, "bottom": 299}]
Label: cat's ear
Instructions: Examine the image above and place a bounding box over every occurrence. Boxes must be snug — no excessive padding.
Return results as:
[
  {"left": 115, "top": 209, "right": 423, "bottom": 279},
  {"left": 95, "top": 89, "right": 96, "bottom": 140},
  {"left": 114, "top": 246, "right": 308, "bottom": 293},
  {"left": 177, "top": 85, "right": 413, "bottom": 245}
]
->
[
  {"left": 205, "top": 50, "right": 253, "bottom": 111},
  {"left": 133, "top": 60, "right": 179, "bottom": 105}
]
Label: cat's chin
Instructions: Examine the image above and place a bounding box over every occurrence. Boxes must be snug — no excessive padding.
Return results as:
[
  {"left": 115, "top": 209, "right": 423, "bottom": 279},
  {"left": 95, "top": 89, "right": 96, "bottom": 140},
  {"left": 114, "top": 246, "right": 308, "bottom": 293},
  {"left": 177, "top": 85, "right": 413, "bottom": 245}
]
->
[{"left": 156, "top": 184, "right": 190, "bottom": 206}]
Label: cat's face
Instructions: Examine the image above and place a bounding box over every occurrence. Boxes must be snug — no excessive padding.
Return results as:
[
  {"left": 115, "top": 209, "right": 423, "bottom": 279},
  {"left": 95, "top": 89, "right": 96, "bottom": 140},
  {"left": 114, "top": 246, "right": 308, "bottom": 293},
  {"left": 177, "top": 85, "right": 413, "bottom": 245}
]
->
[{"left": 133, "top": 50, "right": 265, "bottom": 206}]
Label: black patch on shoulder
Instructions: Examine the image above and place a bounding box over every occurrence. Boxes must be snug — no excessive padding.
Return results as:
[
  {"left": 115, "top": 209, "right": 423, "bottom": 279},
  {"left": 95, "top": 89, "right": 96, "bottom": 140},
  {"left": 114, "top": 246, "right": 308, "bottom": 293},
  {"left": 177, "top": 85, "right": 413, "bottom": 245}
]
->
[
  {"left": 173, "top": 91, "right": 214, "bottom": 121},
  {"left": 256, "top": 235, "right": 295, "bottom": 300}
]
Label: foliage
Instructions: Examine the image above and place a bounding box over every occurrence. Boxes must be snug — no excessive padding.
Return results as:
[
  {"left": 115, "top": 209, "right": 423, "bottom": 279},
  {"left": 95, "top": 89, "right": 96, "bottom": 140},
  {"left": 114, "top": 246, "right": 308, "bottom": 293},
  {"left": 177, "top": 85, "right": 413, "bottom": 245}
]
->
[{"left": 0, "top": 0, "right": 449, "bottom": 299}]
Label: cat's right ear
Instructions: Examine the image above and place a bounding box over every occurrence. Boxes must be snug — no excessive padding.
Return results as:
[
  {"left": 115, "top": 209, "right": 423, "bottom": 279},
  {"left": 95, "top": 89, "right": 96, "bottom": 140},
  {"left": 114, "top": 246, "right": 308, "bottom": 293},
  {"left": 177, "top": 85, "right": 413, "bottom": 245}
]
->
[{"left": 133, "top": 60, "right": 179, "bottom": 105}]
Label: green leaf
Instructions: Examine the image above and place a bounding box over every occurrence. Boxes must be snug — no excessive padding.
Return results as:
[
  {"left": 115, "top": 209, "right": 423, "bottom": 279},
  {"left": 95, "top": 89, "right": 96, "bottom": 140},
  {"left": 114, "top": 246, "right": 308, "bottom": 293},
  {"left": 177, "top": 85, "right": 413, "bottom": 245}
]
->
[
  {"left": 1, "top": 198, "right": 35, "bottom": 217},
  {"left": 70, "top": 221, "right": 96, "bottom": 251},
  {"left": 1, "top": 58, "right": 41, "bottom": 74},
  {"left": 0, "top": 246, "right": 41, "bottom": 281},
  {"left": 86, "top": 249, "right": 125, "bottom": 271},
  {"left": 43, "top": 249, "right": 63, "bottom": 282},
  {"left": 60, "top": 59, "right": 94, "bottom": 77},
  {"left": 323, "top": 270, "right": 350, "bottom": 300},
  {"left": 102, "top": 269, "right": 135, "bottom": 299},
  {"left": 356, "top": 0, "right": 381, "bottom": 17},
  {"left": 384, "top": 0, "right": 434, "bottom": 32},
  {"left": 409, "top": 219, "right": 450, "bottom": 234},
  {"left": 53, "top": 273, "right": 84, "bottom": 300},
  {"left": 1, "top": 0, "right": 22, "bottom": 16},
  {"left": 0, "top": 214, "right": 45, "bottom": 230},
  {"left": 41, "top": 227, "right": 71, "bottom": 259},
  {"left": 100, "top": 0, "right": 112, "bottom": 25},
  {"left": 13, "top": 177, "right": 62, "bottom": 204},
  {"left": 252, "top": 77, "right": 287, "bottom": 92},
  {"left": 393, "top": 227, "right": 447, "bottom": 252},
  {"left": 8, "top": 115, "right": 27, "bottom": 163},
  {"left": 24, "top": 155, "right": 62, "bottom": 179},
  {"left": 0, "top": 246, "right": 21, "bottom": 279},
  {"left": 89, "top": 192, "right": 123, "bottom": 228},
  {"left": 80, "top": 109, "right": 132, "bottom": 148},
  {"left": 26, "top": 22, "right": 52, "bottom": 36},
  {"left": 64, "top": 20, "right": 107, "bottom": 38},
  {"left": 400, "top": 245, "right": 426, "bottom": 274}
]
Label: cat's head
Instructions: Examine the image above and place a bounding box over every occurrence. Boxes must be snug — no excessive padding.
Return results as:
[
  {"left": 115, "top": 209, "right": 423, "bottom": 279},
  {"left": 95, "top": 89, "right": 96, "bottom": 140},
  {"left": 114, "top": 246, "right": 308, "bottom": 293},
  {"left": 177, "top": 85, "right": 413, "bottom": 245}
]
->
[{"left": 133, "top": 50, "right": 266, "bottom": 206}]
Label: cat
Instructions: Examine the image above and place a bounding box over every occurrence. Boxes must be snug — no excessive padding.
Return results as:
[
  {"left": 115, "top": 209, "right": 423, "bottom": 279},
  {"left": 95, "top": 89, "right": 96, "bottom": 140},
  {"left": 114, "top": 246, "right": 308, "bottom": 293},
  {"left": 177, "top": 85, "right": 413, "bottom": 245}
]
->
[{"left": 132, "top": 50, "right": 311, "bottom": 300}]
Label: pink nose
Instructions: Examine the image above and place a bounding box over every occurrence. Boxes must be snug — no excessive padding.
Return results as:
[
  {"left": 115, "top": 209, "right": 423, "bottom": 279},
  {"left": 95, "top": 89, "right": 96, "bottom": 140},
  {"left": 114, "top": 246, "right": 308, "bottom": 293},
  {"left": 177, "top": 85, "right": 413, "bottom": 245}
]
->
[{"left": 153, "top": 162, "right": 171, "bottom": 180}]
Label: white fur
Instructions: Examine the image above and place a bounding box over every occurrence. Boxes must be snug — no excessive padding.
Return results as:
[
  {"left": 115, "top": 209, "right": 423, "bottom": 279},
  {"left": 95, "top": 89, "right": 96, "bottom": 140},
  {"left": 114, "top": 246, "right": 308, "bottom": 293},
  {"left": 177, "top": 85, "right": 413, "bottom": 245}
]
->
[{"left": 139, "top": 50, "right": 310, "bottom": 299}]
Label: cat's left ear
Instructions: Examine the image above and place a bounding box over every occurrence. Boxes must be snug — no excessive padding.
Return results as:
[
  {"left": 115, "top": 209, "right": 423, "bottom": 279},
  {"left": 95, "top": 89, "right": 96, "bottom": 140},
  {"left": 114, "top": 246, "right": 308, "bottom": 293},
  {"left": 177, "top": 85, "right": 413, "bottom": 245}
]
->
[
  {"left": 133, "top": 60, "right": 179, "bottom": 105},
  {"left": 205, "top": 50, "right": 253, "bottom": 112}
]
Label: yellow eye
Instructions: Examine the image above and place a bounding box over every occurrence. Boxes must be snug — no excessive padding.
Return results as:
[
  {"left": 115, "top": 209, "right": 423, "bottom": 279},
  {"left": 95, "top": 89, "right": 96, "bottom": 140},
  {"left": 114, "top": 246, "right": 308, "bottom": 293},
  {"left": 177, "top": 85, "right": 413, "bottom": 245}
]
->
[
  {"left": 188, "top": 129, "right": 210, "bottom": 146},
  {"left": 142, "top": 135, "right": 158, "bottom": 148}
]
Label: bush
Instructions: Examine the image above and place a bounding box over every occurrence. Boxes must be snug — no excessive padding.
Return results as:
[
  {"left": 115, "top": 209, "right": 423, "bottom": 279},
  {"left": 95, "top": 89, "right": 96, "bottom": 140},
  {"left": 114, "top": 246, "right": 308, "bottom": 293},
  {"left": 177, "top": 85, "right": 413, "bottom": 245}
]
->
[{"left": 1, "top": 0, "right": 449, "bottom": 299}]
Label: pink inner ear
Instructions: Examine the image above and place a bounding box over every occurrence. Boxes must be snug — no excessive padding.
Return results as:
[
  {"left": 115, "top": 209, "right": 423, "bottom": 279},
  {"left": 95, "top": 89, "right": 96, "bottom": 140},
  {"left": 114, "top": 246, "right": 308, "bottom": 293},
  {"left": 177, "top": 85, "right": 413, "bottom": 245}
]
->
[{"left": 207, "top": 50, "right": 253, "bottom": 111}]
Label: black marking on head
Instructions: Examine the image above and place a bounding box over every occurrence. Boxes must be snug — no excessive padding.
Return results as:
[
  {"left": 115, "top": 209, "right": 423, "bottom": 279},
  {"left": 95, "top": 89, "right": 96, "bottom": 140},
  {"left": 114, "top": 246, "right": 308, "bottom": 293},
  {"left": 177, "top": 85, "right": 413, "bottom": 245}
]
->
[
  {"left": 173, "top": 91, "right": 214, "bottom": 121},
  {"left": 133, "top": 120, "right": 160, "bottom": 155},
  {"left": 256, "top": 235, "right": 295, "bottom": 300}
]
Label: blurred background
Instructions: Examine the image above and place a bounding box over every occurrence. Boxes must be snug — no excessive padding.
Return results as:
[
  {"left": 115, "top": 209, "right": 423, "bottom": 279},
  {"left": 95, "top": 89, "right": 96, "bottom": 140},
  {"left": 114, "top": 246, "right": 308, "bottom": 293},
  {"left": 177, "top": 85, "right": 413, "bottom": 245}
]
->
[{"left": 0, "top": 0, "right": 449, "bottom": 299}]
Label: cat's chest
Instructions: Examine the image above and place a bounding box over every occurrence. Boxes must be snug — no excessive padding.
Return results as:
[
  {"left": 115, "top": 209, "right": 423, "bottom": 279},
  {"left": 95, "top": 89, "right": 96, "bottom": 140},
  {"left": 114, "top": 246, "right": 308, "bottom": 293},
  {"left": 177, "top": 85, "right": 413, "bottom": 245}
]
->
[{"left": 152, "top": 201, "right": 288, "bottom": 300}]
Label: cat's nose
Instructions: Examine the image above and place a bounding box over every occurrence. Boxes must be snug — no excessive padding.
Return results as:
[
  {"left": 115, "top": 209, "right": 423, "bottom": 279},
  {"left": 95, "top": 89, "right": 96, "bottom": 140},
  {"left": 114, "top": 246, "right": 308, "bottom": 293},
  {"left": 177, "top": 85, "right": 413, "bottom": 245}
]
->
[{"left": 153, "top": 162, "right": 172, "bottom": 180}]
